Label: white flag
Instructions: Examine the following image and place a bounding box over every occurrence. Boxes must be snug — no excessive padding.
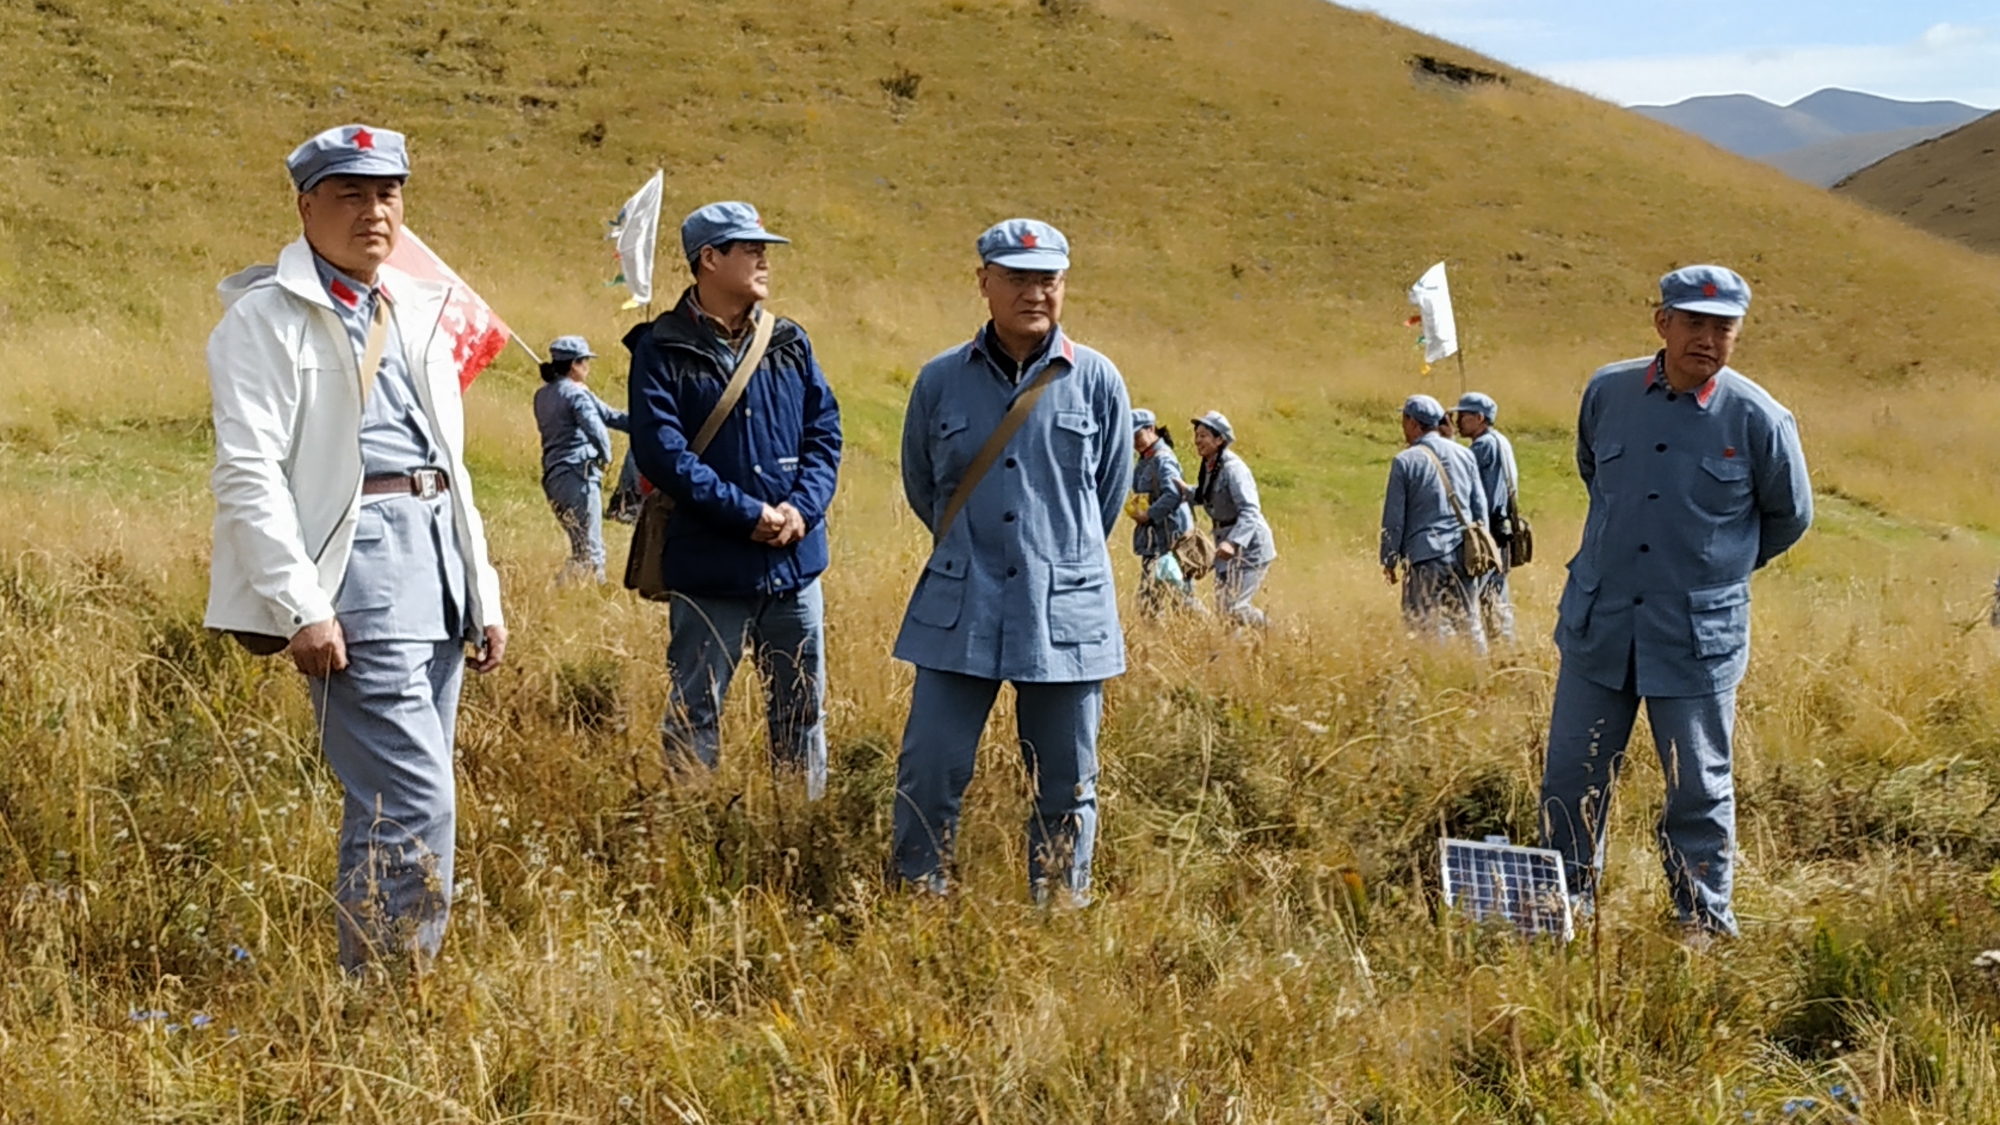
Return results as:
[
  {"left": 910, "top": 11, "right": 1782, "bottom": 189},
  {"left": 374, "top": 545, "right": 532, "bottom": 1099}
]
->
[
  {"left": 1408, "top": 261, "right": 1459, "bottom": 365},
  {"left": 609, "top": 170, "right": 665, "bottom": 309}
]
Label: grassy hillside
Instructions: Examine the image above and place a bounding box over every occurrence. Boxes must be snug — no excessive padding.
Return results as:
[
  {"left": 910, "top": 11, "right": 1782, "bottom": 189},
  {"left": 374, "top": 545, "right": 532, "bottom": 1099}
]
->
[
  {"left": 1836, "top": 111, "right": 2000, "bottom": 255},
  {"left": 9, "top": 0, "right": 2000, "bottom": 1120}
]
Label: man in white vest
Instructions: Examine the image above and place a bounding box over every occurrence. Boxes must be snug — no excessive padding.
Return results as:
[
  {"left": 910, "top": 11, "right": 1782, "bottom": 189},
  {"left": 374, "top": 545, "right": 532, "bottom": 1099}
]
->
[{"left": 204, "top": 124, "right": 506, "bottom": 973}]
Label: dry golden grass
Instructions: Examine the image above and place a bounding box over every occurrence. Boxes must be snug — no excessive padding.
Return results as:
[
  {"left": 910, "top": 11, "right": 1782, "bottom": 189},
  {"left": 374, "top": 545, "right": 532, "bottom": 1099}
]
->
[{"left": 9, "top": 0, "right": 2000, "bottom": 1120}]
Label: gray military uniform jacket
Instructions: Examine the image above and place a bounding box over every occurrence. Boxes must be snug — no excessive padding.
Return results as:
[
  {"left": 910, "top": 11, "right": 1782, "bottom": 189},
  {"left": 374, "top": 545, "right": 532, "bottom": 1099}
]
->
[
  {"left": 1380, "top": 433, "right": 1487, "bottom": 568},
  {"left": 1198, "top": 449, "right": 1277, "bottom": 567},
  {"left": 1131, "top": 443, "right": 1194, "bottom": 559},
  {"left": 1556, "top": 354, "right": 1812, "bottom": 697},
  {"left": 895, "top": 325, "right": 1133, "bottom": 683}
]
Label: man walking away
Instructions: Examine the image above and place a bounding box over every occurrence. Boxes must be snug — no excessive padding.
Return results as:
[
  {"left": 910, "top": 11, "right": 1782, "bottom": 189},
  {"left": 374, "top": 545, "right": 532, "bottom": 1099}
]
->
[
  {"left": 1380, "top": 394, "right": 1488, "bottom": 654},
  {"left": 892, "top": 219, "right": 1132, "bottom": 905},
  {"left": 1455, "top": 392, "right": 1519, "bottom": 644},
  {"left": 1538, "top": 265, "right": 1811, "bottom": 943},
  {"left": 626, "top": 202, "right": 843, "bottom": 800},
  {"left": 205, "top": 124, "right": 507, "bottom": 974}
]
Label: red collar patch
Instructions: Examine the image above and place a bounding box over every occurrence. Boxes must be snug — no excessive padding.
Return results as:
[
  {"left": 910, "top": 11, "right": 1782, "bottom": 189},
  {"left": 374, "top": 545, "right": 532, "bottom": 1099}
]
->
[
  {"left": 328, "top": 278, "right": 360, "bottom": 309},
  {"left": 1694, "top": 377, "right": 1719, "bottom": 408}
]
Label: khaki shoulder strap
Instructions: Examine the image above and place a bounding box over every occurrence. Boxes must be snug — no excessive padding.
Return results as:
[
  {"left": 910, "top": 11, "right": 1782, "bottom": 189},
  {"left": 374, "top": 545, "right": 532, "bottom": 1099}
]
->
[
  {"left": 689, "top": 308, "right": 775, "bottom": 456},
  {"left": 1415, "top": 443, "right": 1475, "bottom": 531},
  {"left": 934, "top": 362, "right": 1062, "bottom": 545}
]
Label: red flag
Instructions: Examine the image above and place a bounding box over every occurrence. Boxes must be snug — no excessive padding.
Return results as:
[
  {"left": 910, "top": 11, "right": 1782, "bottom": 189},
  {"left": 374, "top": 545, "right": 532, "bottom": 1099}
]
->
[{"left": 386, "top": 227, "right": 512, "bottom": 391}]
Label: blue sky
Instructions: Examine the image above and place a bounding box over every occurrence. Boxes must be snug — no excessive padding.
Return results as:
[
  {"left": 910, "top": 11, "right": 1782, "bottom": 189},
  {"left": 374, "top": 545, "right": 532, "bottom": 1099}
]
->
[{"left": 1354, "top": 1, "right": 2000, "bottom": 107}]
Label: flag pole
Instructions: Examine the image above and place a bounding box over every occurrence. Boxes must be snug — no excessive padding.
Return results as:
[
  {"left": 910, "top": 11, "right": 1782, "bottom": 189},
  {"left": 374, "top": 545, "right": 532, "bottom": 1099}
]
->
[
  {"left": 511, "top": 334, "right": 543, "bottom": 365},
  {"left": 1455, "top": 349, "right": 1468, "bottom": 396}
]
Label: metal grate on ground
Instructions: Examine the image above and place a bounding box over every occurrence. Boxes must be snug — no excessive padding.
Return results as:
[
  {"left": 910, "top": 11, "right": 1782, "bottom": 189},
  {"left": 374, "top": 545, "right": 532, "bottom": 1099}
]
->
[{"left": 1439, "top": 836, "right": 1573, "bottom": 941}]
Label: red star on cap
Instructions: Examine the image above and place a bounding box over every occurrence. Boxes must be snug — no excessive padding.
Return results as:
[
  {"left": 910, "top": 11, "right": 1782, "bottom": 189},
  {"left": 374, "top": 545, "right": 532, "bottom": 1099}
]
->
[
  {"left": 1703, "top": 282, "right": 1718, "bottom": 298},
  {"left": 352, "top": 128, "right": 375, "bottom": 150},
  {"left": 1021, "top": 232, "right": 1039, "bottom": 248}
]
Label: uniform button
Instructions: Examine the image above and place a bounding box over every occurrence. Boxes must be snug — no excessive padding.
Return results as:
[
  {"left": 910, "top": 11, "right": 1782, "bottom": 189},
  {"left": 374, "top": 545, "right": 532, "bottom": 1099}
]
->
[
  {"left": 1007, "top": 566, "right": 1018, "bottom": 578},
  {"left": 743, "top": 408, "right": 752, "bottom": 417},
  {"left": 293, "top": 614, "right": 303, "bottom": 624},
  {"left": 1666, "top": 393, "right": 1678, "bottom": 402},
  {"left": 1655, "top": 443, "right": 1667, "bottom": 453},
  {"left": 1632, "top": 596, "right": 1645, "bottom": 606},
  {"left": 1005, "top": 458, "right": 1018, "bottom": 469},
  {"left": 753, "top": 465, "right": 763, "bottom": 475},
  {"left": 1004, "top": 512, "right": 1016, "bottom": 522},
  {"left": 1648, "top": 492, "right": 1661, "bottom": 500},
  {"left": 1639, "top": 544, "right": 1651, "bottom": 553}
]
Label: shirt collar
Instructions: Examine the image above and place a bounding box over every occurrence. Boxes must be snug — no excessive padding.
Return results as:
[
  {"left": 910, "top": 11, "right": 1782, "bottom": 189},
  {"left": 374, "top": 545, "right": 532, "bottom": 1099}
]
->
[
  {"left": 1643, "top": 350, "right": 1719, "bottom": 409},
  {"left": 969, "top": 322, "right": 1071, "bottom": 383},
  {"left": 311, "top": 252, "right": 389, "bottom": 312}
]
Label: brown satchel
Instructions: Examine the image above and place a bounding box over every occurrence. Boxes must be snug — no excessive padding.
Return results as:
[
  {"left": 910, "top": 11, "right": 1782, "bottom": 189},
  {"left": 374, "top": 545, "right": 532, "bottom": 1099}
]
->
[
  {"left": 1502, "top": 457, "right": 1534, "bottom": 567},
  {"left": 930, "top": 362, "right": 1062, "bottom": 545},
  {"left": 1416, "top": 444, "right": 1500, "bottom": 580},
  {"left": 623, "top": 308, "right": 776, "bottom": 601},
  {"left": 226, "top": 300, "right": 392, "bottom": 656}
]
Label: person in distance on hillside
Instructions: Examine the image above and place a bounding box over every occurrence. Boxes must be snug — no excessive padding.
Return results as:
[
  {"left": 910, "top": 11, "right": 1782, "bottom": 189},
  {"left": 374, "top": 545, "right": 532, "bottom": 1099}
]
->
[
  {"left": 1127, "top": 408, "right": 1197, "bottom": 615},
  {"left": 204, "top": 124, "right": 507, "bottom": 975},
  {"left": 1538, "top": 266, "right": 1812, "bottom": 943},
  {"left": 625, "top": 202, "right": 842, "bottom": 800},
  {"left": 1190, "top": 411, "right": 1278, "bottom": 629},
  {"left": 893, "top": 219, "right": 1131, "bottom": 904},
  {"left": 534, "top": 335, "right": 629, "bottom": 584},
  {"left": 1380, "top": 394, "right": 1488, "bottom": 654},
  {"left": 1454, "top": 392, "right": 1519, "bottom": 644}
]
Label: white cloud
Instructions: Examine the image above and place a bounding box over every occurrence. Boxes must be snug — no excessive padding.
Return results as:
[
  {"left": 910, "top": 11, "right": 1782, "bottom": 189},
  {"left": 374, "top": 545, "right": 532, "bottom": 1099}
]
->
[{"left": 1539, "top": 27, "right": 2000, "bottom": 107}]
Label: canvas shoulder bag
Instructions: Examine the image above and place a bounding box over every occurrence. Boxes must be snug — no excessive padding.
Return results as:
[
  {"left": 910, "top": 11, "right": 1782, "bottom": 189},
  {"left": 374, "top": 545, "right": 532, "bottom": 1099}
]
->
[
  {"left": 930, "top": 361, "right": 1063, "bottom": 545},
  {"left": 623, "top": 308, "right": 776, "bottom": 601},
  {"left": 1416, "top": 444, "right": 1500, "bottom": 579},
  {"left": 1502, "top": 455, "right": 1534, "bottom": 567}
]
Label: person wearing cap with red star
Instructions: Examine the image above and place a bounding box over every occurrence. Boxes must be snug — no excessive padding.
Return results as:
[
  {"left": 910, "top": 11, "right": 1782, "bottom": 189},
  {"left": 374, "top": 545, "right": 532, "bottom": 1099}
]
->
[
  {"left": 891, "top": 218, "right": 1132, "bottom": 904},
  {"left": 624, "top": 201, "right": 843, "bottom": 800},
  {"left": 203, "top": 124, "right": 507, "bottom": 975},
  {"left": 1538, "top": 264, "right": 1812, "bottom": 944}
]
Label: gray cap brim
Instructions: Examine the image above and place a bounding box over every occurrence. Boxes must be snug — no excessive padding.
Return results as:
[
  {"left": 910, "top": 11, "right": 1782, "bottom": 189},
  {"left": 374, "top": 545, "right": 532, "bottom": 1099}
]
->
[
  {"left": 985, "top": 248, "right": 1070, "bottom": 271},
  {"left": 1664, "top": 298, "right": 1747, "bottom": 318},
  {"left": 297, "top": 157, "right": 409, "bottom": 194}
]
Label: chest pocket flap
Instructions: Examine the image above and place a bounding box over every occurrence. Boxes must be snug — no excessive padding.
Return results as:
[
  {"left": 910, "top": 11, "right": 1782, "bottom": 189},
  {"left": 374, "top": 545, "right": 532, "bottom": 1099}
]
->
[{"left": 1700, "top": 456, "right": 1751, "bottom": 482}]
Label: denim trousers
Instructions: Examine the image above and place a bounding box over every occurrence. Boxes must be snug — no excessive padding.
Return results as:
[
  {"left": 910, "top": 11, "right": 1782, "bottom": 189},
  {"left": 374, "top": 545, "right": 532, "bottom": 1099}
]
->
[
  {"left": 1537, "top": 658, "right": 1741, "bottom": 935},
  {"left": 892, "top": 668, "right": 1101, "bottom": 901},
  {"left": 310, "top": 638, "right": 464, "bottom": 972},
  {"left": 662, "top": 581, "right": 828, "bottom": 799},
  {"left": 542, "top": 463, "right": 606, "bottom": 582}
]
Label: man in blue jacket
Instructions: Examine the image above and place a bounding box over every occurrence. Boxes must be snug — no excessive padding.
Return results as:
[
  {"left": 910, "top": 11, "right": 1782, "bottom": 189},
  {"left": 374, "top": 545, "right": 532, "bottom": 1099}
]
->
[
  {"left": 1539, "top": 265, "right": 1811, "bottom": 941},
  {"left": 893, "top": 219, "right": 1132, "bottom": 904},
  {"left": 626, "top": 202, "right": 842, "bottom": 799},
  {"left": 1381, "top": 394, "right": 1489, "bottom": 653},
  {"left": 1454, "top": 392, "right": 1519, "bottom": 643}
]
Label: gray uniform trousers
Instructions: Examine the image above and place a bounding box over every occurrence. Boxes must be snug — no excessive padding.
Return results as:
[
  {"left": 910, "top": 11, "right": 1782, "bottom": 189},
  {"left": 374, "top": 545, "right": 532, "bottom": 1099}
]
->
[
  {"left": 1477, "top": 560, "right": 1516, "bottom": 643},
  {"left": 893, "top": 669, "right": 1101, "bottom": 901},
  {"left": 1538, "top": 659, "right": 1739, "bottom": 935},
  {"left": 542, "top": 462, "right": 606, "bottom": 582},
  {"left": 661, "top": 580, "right": 828, "bottom": 799},
  {"left": 310, "top": 639, "right": 464, "bottom": 970},
  {"left": 1402, "top": 553, "right": 1486, "bottom": 655},
  {"left": 1214, "top": 558, "right": 1271, "bottom": 627}
]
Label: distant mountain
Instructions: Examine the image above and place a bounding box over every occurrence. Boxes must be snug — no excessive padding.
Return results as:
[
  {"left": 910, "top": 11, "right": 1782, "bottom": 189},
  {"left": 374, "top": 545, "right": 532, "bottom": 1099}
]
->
[
  {"left": 1764, "top": 122, "right": 1974, "bottom": 188},
  {"left": 1632, "top": 93, "right": 1843, "bottom": 158},
  {"left": 1632, "top": 89, "right": 1989, "bottom": 185},
  {"left": 1835, "top": 111, "right": 2000, "bottom": 255}
]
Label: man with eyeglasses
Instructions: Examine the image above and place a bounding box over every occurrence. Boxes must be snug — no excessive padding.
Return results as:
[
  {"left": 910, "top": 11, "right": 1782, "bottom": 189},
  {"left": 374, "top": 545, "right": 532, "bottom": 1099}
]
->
[
  {"left": 625, "top": 201, "right": 843, "bottom": 799},
  {"left": 891, "top": 219, "right": 1132, "bottom": 905}
]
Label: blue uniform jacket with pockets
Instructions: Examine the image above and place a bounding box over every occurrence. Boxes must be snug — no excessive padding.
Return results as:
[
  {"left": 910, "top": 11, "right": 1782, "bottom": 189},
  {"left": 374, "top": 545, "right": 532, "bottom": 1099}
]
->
[
  {"left": 1557, "top": 353, "right": 1812, "bottom": 696},
  {"left": 1468, "top": 428, "right": 1517, "bottom": 526},
  {"left": 1131, "top": 442, "right": 1194, "bottom": 559},
  {"left": 1381, "top": 433, "right": 1488, "bottom": 568},
  {"left": 624, "top": 288, "right": 843, "bottom": 599},
  {"left": 895, "top": 325, "right": 1132, "bottom": 683},
  {"left": 534, "top": 378, "right": 628, "bottom": 474}
]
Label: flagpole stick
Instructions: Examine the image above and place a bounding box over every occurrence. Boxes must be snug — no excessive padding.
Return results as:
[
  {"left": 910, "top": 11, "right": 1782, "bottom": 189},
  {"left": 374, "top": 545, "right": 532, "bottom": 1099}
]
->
[
  {"left": 1455, "top": 349, "right": 1468, "bottom": 396},
  {"left": 511, "top": 334, "right": 544, "bottom": 365}
]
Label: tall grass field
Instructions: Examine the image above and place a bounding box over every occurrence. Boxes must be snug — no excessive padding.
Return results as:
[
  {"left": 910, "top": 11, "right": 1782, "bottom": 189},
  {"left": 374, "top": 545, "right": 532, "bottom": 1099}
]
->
[{"left": 7, "top": 0, "right": 2000, "bottom": 1119}]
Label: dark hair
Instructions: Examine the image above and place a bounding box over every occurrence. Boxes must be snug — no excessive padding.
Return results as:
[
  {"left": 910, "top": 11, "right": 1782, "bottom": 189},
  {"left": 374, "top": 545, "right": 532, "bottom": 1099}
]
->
[
  {"left": 1154, "top": 424, "right": 1175, "bottom": 449},
  {"left": 539, "top": 358, "right": 576, "bottom": 383},
  {"left": 691, "top": 240, "right": 744, "bottom": 278}
]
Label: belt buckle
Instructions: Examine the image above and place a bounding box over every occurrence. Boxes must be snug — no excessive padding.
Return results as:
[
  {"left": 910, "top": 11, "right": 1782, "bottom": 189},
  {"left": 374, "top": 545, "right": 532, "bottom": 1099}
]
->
[{"left": 412, "top": 468, "right": 444, "bottom": 500}]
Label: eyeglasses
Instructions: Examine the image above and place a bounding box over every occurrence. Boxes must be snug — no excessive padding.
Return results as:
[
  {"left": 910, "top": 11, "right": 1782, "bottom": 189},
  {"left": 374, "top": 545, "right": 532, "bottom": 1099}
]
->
[{"left": 994, "top": 269, "right": 1064, "bottom": 293}]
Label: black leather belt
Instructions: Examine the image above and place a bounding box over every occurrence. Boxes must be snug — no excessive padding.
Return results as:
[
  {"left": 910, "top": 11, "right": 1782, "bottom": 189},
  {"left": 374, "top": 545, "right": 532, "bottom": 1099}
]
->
[{"left": 362, "top": 468, "right": 450, "bottom": 499}]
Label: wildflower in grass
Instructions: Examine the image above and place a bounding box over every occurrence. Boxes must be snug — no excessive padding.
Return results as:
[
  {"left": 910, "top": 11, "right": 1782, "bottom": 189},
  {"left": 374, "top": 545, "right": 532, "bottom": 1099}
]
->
[
  {"left": 128, "top": 1009, "right": 169, "bottom": 1022},
  {"left": 228, "top": 945, "right": 252, "bottom": 962},
  {"left": 191, "top": 1013, "right": 213, "bottom": 1029}
]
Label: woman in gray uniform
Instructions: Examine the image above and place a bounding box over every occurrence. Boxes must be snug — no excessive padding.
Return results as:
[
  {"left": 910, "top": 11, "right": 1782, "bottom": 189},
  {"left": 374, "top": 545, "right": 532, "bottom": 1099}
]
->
[
  {"left": 1191, "top": 410, "right": 1277, "bottom": 627},
  {"left": 533, "top": 335, "right": 629, "bottom": 583},
  {"left": 1128, "top": 408, "right": 1196, "bottom": 614}
]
